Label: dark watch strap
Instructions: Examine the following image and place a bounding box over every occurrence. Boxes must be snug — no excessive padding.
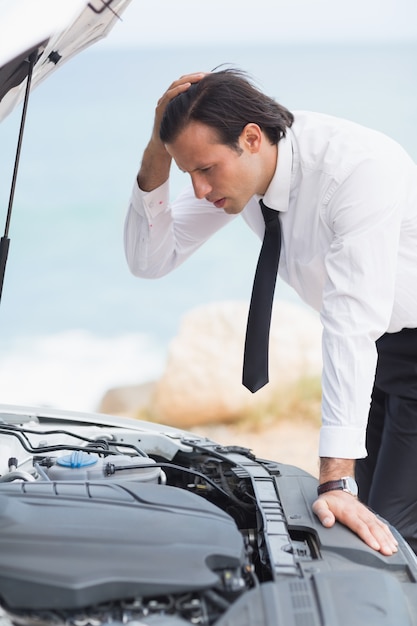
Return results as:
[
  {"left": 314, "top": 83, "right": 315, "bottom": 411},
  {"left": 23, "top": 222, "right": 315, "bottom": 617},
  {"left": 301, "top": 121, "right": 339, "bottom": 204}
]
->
[
  {"left": 318, "top": 479, "right": 345, "bottom": 495},
  {"left": 317, "top": 476, "right": 358, "bottom": 497}
]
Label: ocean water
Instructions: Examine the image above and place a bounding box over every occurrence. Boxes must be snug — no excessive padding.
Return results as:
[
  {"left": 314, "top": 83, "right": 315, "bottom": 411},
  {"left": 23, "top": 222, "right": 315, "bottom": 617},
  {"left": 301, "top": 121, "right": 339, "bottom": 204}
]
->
[{"left": 0, "top": 43, "right": 416, "bottom": 411}]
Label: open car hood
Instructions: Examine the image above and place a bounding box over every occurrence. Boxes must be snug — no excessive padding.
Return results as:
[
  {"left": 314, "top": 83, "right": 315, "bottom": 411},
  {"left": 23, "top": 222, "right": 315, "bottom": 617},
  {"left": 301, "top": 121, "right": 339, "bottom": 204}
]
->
[{"left": 0, "top": 0, "right": 133, "bottom": 123}]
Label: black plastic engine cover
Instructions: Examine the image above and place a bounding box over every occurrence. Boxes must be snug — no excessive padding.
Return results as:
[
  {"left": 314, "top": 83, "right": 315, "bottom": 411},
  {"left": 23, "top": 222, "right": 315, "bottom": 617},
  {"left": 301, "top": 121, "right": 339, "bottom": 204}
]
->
[{"left": 0, "top": 481, "right": 245, "bottom": 610}]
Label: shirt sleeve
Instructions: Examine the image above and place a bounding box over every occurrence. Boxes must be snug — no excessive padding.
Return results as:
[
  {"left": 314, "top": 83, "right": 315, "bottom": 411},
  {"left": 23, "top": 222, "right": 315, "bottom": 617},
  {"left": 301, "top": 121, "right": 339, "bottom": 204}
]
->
[
  {"left": 319, "top": 155, "right": 406, "bottom": 459},
  {"left": 124, "top": 179, "right": 237, "bottom": 278}
]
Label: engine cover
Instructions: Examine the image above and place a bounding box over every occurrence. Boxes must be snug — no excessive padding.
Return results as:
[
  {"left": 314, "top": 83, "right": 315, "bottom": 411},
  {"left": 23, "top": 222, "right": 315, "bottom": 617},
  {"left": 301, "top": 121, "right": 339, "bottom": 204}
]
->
[{"left": 0, "top": 481, "right": 245, "bottom": 610}]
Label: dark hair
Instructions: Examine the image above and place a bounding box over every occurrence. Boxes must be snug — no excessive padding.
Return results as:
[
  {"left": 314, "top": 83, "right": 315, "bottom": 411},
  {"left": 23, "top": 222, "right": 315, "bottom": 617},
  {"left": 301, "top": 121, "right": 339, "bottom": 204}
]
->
[{"left": 159, "top": 68, "right": 294, "bottom": 150}]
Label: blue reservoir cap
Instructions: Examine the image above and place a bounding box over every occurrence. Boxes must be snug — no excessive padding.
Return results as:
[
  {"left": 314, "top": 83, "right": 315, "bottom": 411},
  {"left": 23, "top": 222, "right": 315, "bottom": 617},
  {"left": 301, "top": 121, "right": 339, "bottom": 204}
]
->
[{"left": 57, "top": 451, "right": 98, "bottom": 468}]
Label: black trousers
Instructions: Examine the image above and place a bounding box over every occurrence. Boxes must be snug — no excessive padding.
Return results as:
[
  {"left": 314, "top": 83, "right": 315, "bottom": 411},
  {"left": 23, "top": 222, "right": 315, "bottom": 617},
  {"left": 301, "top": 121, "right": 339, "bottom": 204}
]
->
[{"left": 356, "top": 328, "right": 417, "bottom": 554}]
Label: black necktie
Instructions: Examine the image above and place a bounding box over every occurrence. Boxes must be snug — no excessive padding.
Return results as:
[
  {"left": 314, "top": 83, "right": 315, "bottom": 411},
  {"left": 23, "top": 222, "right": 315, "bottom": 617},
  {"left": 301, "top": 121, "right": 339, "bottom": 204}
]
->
[{"left": 242, "top": 200, "right": 282, "bottom": 393}]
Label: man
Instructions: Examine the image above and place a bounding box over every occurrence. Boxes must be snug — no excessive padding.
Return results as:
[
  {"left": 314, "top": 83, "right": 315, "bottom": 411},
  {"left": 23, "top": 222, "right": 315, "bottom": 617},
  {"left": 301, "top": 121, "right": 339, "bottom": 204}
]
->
[{"left": 124, "top": 68, "right": 417, "bottom": 555}]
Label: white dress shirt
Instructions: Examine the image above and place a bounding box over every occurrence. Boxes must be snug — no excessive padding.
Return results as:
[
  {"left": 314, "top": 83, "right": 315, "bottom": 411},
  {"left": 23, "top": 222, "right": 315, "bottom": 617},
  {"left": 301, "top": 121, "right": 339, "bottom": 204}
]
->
[{"left": 124, "top": 111, "right": 417, "bottom": 459}]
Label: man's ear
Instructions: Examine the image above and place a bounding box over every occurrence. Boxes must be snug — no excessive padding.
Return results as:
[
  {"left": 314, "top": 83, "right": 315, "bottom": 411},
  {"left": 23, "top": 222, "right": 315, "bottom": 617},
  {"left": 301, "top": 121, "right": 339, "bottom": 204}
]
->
[{"left": 240, "top": 123, "right": 262, "bottom": 153}]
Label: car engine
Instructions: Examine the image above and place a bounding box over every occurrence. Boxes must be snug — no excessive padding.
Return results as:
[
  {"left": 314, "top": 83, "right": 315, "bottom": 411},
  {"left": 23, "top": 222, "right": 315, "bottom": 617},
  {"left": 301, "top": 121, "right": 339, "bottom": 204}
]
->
[
  {"left": 1, "top": 408, "right": 417, "bottom": 626},
  {"left": 0, "top": 413, "right": 268, "bottom": 626}
]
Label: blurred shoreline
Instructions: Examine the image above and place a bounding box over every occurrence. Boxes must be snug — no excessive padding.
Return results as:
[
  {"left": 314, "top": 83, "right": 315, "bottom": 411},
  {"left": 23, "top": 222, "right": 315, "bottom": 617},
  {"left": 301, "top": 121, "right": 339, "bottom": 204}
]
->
[{"left": 1, "top": 43, "right": 416, "bottom": 417}]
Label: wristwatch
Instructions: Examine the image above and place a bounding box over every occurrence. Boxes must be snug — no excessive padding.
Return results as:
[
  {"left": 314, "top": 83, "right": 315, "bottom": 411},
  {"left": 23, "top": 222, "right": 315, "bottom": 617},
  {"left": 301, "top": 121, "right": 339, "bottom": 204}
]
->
[{"left": 317, "top": 476, "right": 358, "bottom": 497}]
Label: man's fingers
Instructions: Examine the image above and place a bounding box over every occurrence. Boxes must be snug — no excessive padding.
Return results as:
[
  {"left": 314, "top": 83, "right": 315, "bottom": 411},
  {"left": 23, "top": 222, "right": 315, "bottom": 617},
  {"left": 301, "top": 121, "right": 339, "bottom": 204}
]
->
[
  {"left": 312, "top": 492, "right": 399, "bottom": 556},
  {"left": 163, "top": 72, "right": 207, "bottom": 102},
  {"left": 312, "top": 498, "right": 335, "bottom": 527},
  {"left": 176, "top": 72, "right": 207, "bottom": 86},
  {"left": 344, "top": 506, "right": 399, "bottom": 556},
  {"left": 155, "top": 73, "right": 207, "bottom": 126},
  {"left": 160, "top": 81, "right": 190, "bottom": 105}
]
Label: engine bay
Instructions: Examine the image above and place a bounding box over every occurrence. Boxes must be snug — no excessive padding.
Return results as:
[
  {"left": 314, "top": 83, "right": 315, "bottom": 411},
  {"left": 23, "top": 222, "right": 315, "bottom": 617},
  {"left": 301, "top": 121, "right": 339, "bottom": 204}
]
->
[
  {"left": 1, "top": 407, "right": 417, "bottom": 626},
  {"left": 0, "top": 410, "right": 276, "bottom": 626}
]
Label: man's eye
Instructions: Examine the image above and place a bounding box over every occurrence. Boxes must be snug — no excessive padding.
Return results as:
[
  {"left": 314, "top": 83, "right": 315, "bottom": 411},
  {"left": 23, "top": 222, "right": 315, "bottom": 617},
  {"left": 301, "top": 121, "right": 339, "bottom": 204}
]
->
[{"left": 200, "top": 167, "right": 211, "bottom": 173}]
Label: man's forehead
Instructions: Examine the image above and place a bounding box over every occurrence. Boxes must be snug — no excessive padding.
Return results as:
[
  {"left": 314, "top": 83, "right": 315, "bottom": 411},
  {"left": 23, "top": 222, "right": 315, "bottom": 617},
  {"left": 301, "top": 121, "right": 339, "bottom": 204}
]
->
[
  {"left": 165, "top": 122, "right": 231, "bottom": 172},
  {"left": 172, "top": 120, "right": 222, "bottom": 146}
]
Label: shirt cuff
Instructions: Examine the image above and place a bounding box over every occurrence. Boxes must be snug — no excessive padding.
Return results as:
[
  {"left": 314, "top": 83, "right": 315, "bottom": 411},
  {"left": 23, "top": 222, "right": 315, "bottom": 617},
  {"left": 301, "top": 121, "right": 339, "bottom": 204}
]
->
[
  {"left": 319, "top": 426, "right": 367, "bottom": 459},
  {"left": 131, "top": 179, "right": 170, "bottom": 219}
]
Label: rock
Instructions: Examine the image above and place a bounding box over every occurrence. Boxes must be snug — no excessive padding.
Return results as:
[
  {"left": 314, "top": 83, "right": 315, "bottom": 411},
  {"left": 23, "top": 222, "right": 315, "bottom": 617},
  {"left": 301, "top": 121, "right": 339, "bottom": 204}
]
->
[
  {"left": 149, "top": 300, "right": 322, "bottom": 427},
  {"left": 98, "top": 381, "right": 155, "bottom": 416}
]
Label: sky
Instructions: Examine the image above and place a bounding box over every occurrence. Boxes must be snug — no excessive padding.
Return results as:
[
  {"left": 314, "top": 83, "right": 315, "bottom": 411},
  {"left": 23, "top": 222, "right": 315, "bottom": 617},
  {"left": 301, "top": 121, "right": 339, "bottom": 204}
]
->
[{"left": 101, "top": 0, "right": 417, "bottom": 48}]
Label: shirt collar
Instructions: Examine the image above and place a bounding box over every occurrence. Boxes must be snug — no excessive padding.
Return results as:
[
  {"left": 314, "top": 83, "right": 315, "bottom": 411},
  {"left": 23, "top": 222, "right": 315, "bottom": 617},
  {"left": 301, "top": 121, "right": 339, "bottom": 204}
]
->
[{"left": 260, "top": 131, "right": 292, "bottom": 213}]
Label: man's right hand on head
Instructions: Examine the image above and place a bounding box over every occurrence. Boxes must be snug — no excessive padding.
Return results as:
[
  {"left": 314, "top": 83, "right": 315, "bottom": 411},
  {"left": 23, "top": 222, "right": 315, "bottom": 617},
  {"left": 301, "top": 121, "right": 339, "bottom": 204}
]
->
[
  {"left": 152, "top": 72, "right": 207, "bottom": 145},
  {"left": 138, "top": 73, "right": 207, "bottom": 192}
]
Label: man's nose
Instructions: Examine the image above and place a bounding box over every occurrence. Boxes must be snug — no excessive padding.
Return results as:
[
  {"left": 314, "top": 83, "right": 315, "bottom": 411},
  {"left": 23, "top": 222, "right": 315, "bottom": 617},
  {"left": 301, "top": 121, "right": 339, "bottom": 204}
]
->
[{"left": 192, "top": 174, "right": 211, "bottom": 199}]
